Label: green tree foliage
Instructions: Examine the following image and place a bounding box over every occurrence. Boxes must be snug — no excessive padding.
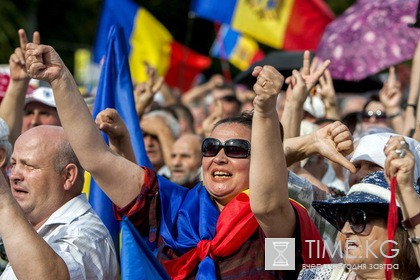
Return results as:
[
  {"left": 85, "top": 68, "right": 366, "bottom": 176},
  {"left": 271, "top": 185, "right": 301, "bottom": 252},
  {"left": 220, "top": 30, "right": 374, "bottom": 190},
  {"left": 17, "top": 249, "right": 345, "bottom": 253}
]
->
[{"left": 0, "top": 1, "right": 26, "bottom": 64}]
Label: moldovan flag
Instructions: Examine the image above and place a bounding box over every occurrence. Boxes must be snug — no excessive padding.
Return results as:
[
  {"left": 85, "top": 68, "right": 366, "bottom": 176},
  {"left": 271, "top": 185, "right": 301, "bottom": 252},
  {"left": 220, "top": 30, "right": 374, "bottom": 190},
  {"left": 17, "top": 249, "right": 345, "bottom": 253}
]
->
[
  {"left": 190, "top": 0, "right": 334, "bottom": 50},
  {"left": 94, "top": 0, "right": 211, "bottom": 92},
  {"left": 210, "top": 24, "right": 264, "bottom": 70}
]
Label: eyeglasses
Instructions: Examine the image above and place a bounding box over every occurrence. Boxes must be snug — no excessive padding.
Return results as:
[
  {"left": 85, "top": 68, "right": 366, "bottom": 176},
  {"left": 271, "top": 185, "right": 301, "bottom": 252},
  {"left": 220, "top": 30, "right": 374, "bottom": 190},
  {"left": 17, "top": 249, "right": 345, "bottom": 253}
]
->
[
  {"left": 335, "top": 208, "right": 382, "bottom": 234},
  {"left": 362, "top": 110, "right": 387, "bottom": 121},
  {"left": 201, "top": 138, "right": 251, "bottom": 158}
]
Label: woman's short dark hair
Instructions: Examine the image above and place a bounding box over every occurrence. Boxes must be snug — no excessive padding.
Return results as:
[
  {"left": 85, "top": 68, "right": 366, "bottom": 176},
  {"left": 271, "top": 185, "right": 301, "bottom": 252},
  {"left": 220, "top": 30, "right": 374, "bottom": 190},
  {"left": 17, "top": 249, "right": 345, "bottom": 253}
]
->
[
  {"left": 361, "top": 94, "right": 380, "bottom": 113},
  {"left": 213, "top": 110, "right": 284, "bottom": 142}
]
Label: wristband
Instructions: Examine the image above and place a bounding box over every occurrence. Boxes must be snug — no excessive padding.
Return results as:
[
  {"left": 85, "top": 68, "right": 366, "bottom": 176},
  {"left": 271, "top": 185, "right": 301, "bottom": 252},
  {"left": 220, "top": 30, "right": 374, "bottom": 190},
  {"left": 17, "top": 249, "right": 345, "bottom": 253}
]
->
[
  {"left": 408, "top": 237, "right": 420, "bottom": 245},
  {"left": 403, "top": 103, "right": 417, "bottom": 111},
  {"left": 387, "top": 111, "right": 401, "bottom": 120},
  {"left": 402, "top": 211, "right": 420, "bottom": 230}
]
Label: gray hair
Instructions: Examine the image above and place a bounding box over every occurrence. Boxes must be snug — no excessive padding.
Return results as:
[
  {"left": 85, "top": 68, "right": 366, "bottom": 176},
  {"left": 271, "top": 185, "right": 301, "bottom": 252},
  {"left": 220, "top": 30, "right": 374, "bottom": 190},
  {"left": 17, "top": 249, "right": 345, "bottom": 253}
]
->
[
  {"left": 145, "top": 110, "right": 181, "bottom": 139},
  {"left": 53, "top": 139, "right": 85, "bottom": 192},
  {"left": 0, "top": 118, "right": 12, "bottom": 167}
]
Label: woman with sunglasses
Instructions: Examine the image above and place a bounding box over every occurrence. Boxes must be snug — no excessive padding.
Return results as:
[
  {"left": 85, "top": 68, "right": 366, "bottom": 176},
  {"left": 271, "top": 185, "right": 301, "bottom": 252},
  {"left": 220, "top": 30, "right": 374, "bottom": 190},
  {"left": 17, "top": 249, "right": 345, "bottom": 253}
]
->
[
  {"left": 24, "top": 42, "right": 332, "bottom": 279},
  {"left": 298, "top": 136, "right": 420, "bottom": 279}
]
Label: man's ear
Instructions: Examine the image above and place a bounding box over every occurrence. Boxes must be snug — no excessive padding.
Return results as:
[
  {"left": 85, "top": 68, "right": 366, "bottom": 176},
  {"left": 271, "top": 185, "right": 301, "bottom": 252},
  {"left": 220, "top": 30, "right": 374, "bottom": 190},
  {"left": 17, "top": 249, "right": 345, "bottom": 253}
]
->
[
  {"left": 62, "top": 163, "right": 78, "bottom": 191},
  {"left": 0, "top": 148, "right": 6, "bottom": 168}
]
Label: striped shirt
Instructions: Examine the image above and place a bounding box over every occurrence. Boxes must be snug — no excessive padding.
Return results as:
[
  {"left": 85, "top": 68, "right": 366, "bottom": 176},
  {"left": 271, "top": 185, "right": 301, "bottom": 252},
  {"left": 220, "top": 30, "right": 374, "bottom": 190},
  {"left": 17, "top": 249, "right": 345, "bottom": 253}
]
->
[{"left": 1, "top": 194, "right": 119, "bottom": 280}]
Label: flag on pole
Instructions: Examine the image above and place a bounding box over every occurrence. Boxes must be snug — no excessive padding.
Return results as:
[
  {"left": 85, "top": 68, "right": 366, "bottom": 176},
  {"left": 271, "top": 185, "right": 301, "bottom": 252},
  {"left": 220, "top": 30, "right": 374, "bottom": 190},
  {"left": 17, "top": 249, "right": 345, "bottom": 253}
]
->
[
  {"left": 190, "top": 0, "right": 334, "bottom": 50},
  {"left": 94, "top": 0, "right": 211, "bottom": 92},
  {"left": 210, "top": 24, "right": 264, "bottom": 70},
  {"left": 89, "top": 24, "right": 153, "bottom": 250}
]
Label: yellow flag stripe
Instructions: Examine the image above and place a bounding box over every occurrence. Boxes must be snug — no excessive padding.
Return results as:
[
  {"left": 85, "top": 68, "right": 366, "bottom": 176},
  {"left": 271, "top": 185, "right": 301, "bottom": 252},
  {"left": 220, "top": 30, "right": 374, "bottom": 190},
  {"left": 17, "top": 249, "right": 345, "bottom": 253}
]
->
[
  {"left": 229, "top": 34, "right": 259, "bottom": 70},
  {"left": 129, "top": 8, "right": 173, "bottom": 84},
  {"left": 232, "top": 0, "right": 294, "bottom": 48},
  {"left": 82, "top": 171, "right": 91, "bottom": 197}
]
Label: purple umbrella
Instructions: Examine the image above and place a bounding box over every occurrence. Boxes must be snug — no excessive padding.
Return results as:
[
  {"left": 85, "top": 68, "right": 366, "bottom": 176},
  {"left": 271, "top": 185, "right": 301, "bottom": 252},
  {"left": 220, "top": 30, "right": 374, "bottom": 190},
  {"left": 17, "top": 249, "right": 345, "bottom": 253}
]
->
[{"left": 316, "top": 0, "right": 420, "bottom": 81}]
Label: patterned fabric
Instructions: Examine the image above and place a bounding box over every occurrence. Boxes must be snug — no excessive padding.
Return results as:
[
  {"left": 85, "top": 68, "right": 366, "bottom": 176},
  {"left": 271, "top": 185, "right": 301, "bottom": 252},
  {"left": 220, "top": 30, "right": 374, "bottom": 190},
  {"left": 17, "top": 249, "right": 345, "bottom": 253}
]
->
[
  {"left": 0, "top": 240, "right": 7, "bottom": 275},
  {"left": 115, "top": 167, "right": 330, "bottom": 279},
  {"left": 288, "top": 171, "right": 340, "bottom": 263},
  {"left": 298, "top": 264, "right": 353, "bottom": 280},
  {"left": 312, "top": 171, "right": 420, "bottom": 231},
  {"left": 316, "top": 0, "right": 420, "bottom": 81},
  {"left": 0, "top": 194, "right": 119, "bottom": 280}
]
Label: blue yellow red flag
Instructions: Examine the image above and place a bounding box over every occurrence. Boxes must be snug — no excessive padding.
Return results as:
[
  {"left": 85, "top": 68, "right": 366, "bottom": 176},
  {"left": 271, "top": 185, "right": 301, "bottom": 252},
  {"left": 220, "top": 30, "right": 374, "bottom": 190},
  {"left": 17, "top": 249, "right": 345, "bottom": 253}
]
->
[
  {"left": 190, "top": 0, "right": 334, "bottom": 50},
  {"left": 210, "top": 24, "right": 263, "bottom": 70},
  {"left": 94, "top": 0, "right": 172, "bottom": 84},
  {"left": 94, "top": 0, "right": 210, "bottom": 92}
]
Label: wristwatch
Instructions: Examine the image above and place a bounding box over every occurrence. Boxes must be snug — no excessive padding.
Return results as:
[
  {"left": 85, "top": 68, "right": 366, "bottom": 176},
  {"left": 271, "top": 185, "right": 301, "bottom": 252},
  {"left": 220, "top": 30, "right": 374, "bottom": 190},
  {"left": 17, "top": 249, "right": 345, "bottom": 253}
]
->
[
  {"left": 408, "top": 237, "right": 420, "bottom": 245},
  {"left": 402, "top": 211, "right": 420, "bottom": 230}
]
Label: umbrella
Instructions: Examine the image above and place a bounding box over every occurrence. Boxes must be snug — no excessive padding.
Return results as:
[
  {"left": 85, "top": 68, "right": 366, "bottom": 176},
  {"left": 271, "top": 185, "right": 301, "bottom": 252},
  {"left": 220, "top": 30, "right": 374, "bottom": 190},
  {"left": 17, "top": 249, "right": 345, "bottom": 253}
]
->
[
  {"left": 316, "top": 0, "right": 420, "bottom": 81},
  {"left": 233, "top": 51, "right": 383, "bottom": 93}
]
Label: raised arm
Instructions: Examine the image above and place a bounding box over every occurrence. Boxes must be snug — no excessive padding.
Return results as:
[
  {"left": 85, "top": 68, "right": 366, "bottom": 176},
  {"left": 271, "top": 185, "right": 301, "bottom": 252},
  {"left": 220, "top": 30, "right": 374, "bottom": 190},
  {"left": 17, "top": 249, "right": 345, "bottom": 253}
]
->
[
  {"left": 384, "top": 136, "right": 420, "bottom": 266},
  {"left": 281, "top": 69, "right": 307, "bottom": 139},
  {"left": 318, "top": 69, "right": 340, "bottom": 120},
  {"left": 281, "top": 51, "right": 330, "bottom": 139},
  {"left": 406, "top": 40, "right": 420, "bottom": 135},
  {"left": 134, "top": 65, "right": 164, "bottom": 118},
  {"left": 0, "top": 29, "right": 39, "bottom": 144},
  {"left": 249, "top": 65, "right": 295, "bottom": 238},
  {"left": 25, "top": 43, "right": 144, "bottom": 208},
  {"left": 181, "top": 74, "right": 223, "bottom": 105},
  {"left": 95, "top": 108, "right": 137, "bottom": 164},
  {"left": 379, "top": 66, "right": 404, "bottom": 134}
]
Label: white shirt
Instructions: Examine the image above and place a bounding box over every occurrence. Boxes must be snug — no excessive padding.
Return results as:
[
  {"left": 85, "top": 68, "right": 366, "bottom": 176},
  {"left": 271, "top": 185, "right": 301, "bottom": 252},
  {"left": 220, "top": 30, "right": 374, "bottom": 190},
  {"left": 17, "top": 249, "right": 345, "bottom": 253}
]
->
[
  {"left": 322, "top": 162, "right": 347, "bottom": 193},
  {"left": 1, "top": 194, "right": 119, "bottom": 280}
]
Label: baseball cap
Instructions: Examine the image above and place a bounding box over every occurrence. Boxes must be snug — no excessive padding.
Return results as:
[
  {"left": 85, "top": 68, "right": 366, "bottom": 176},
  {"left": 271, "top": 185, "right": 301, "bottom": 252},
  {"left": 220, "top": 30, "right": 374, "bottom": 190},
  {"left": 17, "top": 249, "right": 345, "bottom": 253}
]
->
[{"left": 25, "top": 87, "right": 56, "bottom": 108}]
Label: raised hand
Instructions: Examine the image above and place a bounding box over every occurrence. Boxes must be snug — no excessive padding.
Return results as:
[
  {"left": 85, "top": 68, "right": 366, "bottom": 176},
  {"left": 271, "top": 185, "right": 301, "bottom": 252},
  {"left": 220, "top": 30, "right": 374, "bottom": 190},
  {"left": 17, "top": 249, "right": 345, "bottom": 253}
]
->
[
  {"left": 134, "top": 63, "right": 164, "bottom": 117},
  {"left": 285, "top": 69, "right": 307, "bottom": 105},
  {"left": 383, "top": 136, "right": 414, "bottom": 188},
  {"left": 379, "top": 66, "right": 403, "bottom": 109},
  {"left": 95, "top": 108, "right": 136, "bottom": 163},
  {"left": 25, "top": 43, "right": 66, "bottom": 84},
  {"left": 9, "top": 29, "right": 40, "bottom": 82},
  {"left": 251, "top": 65, "right": 284, "bottom": 114},
  {"left": 95, "top": 108, "right": 128, "bottom": 140},
  {"left": 301, "top": 51, "right": 330, "bottom": 93},
  {"left": 383, "top": 135, "right": 420, "bottom": 266}
]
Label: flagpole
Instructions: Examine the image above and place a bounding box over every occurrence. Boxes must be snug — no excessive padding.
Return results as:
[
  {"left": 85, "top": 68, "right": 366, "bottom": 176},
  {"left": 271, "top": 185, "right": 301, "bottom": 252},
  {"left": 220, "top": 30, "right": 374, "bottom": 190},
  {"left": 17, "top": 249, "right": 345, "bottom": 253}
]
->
[
  {"left": 213, "top": 23, "right": 231, "bottom": 82},
  {"left": 179, "top": 12, "right": 197, "bottom": 91}
]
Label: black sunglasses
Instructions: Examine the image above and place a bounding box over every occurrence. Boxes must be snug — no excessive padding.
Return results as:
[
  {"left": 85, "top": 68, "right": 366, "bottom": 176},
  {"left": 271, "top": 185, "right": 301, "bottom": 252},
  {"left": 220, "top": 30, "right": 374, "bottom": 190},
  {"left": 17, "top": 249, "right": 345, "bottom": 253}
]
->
[
  {"left": 201, "top": 138, "right": 251, "bottom": 159},
  {"left": 362, "top": 110, "right": 387, "bottom": 121},
  {"left": 335, "top": 208, "right": 383, "bottom": 234}
]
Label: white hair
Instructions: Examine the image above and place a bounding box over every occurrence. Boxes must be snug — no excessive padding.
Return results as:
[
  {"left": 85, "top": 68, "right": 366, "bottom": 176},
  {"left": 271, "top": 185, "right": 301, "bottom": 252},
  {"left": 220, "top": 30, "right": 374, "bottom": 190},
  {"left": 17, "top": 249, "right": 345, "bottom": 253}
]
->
[{"left": 145, "top": 110, "right": 181, "bottom": 139}]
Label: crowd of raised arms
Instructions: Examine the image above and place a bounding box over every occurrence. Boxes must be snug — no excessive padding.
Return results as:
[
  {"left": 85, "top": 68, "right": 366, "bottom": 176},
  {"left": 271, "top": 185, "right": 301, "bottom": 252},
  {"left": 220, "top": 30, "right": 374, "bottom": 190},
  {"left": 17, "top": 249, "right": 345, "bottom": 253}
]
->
[{"left": 0, "top": 29, "right": 418, "bottom": 280}]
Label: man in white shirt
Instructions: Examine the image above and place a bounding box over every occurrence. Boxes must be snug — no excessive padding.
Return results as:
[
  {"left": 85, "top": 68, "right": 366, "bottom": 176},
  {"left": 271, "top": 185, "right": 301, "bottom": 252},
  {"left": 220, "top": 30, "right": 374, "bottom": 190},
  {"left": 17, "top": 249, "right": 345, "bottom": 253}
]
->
[{"left": 0, "top": 125, "right": 118, "bottom": 279}]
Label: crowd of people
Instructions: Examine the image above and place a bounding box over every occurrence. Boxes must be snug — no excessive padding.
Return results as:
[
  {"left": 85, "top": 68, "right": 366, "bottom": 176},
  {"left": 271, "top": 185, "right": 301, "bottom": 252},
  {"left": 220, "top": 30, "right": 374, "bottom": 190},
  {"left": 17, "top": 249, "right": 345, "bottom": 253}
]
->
[{"left": 0, "top": 28, "right": 419, "bottom": 279}]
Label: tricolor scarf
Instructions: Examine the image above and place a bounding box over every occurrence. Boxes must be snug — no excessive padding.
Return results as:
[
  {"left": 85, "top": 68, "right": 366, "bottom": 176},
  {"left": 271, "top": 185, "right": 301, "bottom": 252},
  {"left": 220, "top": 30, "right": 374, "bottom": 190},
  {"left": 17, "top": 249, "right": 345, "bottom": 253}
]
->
[{"left": 158, "top": 181, "right": 330, "bottom": 279}]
